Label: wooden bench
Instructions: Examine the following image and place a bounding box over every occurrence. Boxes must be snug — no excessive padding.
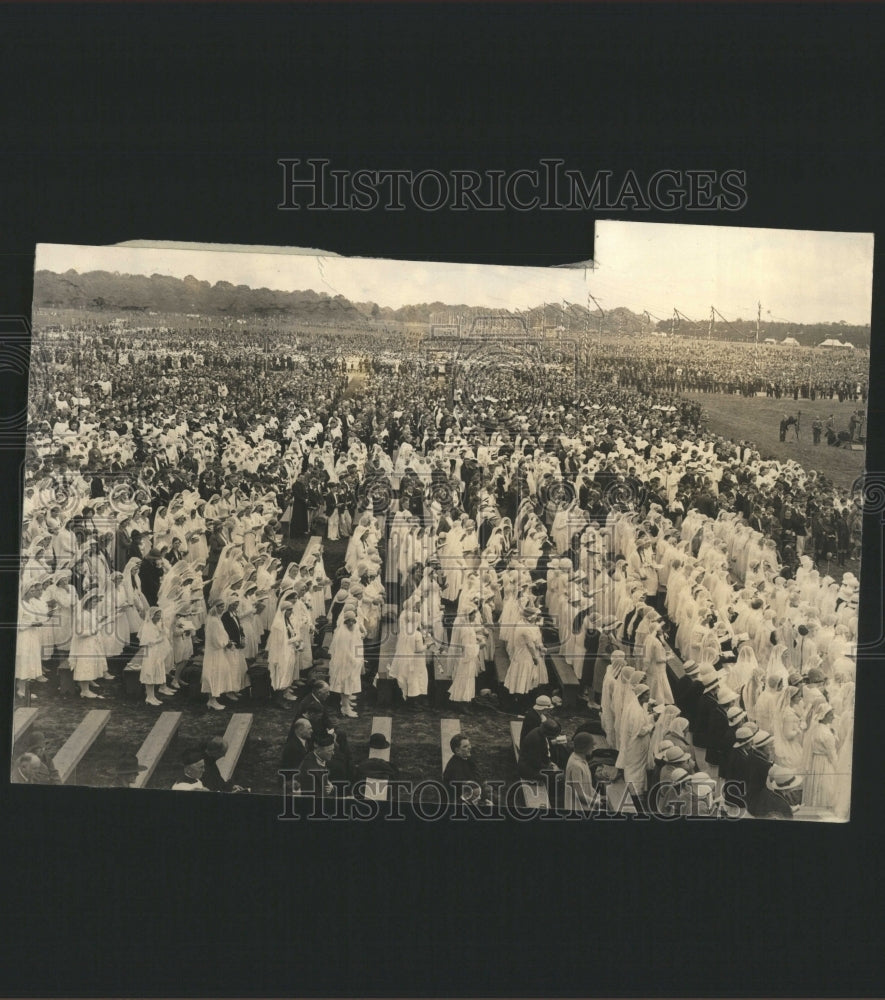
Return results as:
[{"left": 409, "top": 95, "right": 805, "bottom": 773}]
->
[
  {"left": 52, "top": 710, "right": 111, "bottom": 784},
  {"left": 509, "top": 720, "right": 551, "bottom": 809},
  {"left": 440, "top": 718, "right": 461, "bottom": 773},
  {"left": 13, "top": 707, "right": 40, "bottom": 743},
  {"left": 130, "top": 712, "right": 183, "bottom": 789},
  {"left": 216, "top": 713, "right": 253, "bottom": 784},
  {"left": 364, "top": 716, "right": 392, "bottom": 802},
  {"left": 547, "top": 651, "right": 580, "bottom": 709}
]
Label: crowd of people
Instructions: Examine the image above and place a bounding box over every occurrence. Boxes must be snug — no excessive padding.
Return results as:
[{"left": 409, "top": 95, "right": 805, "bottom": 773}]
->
[
  {"left": 13, "top": 314, "right": 863, "bottom": 817},
  {"left": 581, "top": 338, "right": 868, "bottom": 400}
]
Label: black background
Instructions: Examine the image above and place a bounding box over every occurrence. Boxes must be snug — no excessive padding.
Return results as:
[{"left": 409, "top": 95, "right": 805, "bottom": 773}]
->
[{"left": 1, "top": 4, "right": 884, "bottom": 997}]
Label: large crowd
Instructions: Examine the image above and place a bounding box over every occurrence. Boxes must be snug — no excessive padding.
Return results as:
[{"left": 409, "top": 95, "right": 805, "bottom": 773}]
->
[{"left": 12, "top": 318, "right": 862, "bottom": 817}]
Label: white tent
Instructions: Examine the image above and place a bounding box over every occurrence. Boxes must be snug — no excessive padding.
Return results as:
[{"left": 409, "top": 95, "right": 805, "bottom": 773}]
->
[
  {"left": 781, "top": 336, "right": 800, "bottom": 346},
  {"left": 819, "top": 338, "right": 854, "bottom": 349}
]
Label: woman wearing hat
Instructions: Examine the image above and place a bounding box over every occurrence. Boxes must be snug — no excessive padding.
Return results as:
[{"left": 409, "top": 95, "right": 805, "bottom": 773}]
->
[
  {"left": 221, "top": 593, "right": 249, "bottom": 698},
  {"left": 69, "top": 591, "right": 110, "bottom": 699},
  {"left": 15, "top": 579, "right": 52, "bottom": 699},
  {"left": 45, "top": 570, "right": 76, "bottom": 665},
  {"left": 615, "top": 683, "right": 655, "bottom": 798},
  {"left": 329, "top": 608, "right": 364, "bottom": 719},
  {"left": 772, "top": 685, "right": 806, "bottom": 772},
  {"left": 503, "top": 605, "right": 547, "bottom": 706},
  {"left": 834, "top": 681, "right": 854, "bottom": 820},
  {"left": 136, "top": 607, "right": 175, "bottom": 706},
  {"left": 448, "top": 606, "right": 484, "bottom": 709},
  {"left": 266, "top": 596, "right": 299, "bottom": 701},
  {"left": 564, "top": 731, "right": 599, "bottom": 812},
  {"left": 202, "top": 598, "right": 231, "bottom": 711},
  {"left": 801, "top": 701, "right": 839, "bottom": 810},
  {"left": 390, "top": 607, "right": 430, "bottom": 706}
]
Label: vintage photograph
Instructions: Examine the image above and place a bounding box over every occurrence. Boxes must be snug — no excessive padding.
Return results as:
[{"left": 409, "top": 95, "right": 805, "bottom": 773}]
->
[{"left": 12, "top": 226, "right": 871, "bottom": 821}]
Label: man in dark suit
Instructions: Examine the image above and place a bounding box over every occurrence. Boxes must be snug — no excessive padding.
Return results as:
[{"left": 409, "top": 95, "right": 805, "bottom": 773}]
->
[
  {"left": 280, "top": 717, "right": 313, "bottom": 771},
  {"left": 221, "top": 598, "right": 246, "bottom": 651},
  {"left": 519, "top": 718, "right": 566, "bottom": 805},
  {"left": 138, "top": 548, "right": 165, "bottom": 607},
  {"left": 297, "top": 731, "right": 336, "bottom": 799},
  {"left": 519, "top": 718, "right": 565, "bottom": 782},
  {"left": 114, "top": 518, "right": 133, "bottom": 572},
  {"left": 289, "top": 476, "right": 310, "bottom": 539},
  {"left": 442, "top": 733, "right": 482, "bottom": 799},
  {"left": 519, "top": 694, "right": 555, "bottom": 748},
  {"left": 293, "top": 680, "right": 335, "bottom": 735}
]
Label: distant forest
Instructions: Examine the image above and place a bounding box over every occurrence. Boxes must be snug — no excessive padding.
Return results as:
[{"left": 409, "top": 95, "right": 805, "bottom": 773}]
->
[{"left": 33, "top": 269, "right": 871, "bottom": 347}]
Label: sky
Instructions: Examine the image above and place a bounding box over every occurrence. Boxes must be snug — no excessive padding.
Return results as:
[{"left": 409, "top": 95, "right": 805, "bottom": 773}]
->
[
  {"left": 593, "top": 222, "right": 874, "bottom": 327},
  {"left": 36, "top": 222, "right": 875, "bottom": 325}
]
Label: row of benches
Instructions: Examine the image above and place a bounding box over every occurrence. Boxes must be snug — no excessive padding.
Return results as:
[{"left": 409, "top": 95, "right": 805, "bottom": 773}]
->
[{"left": 13, "top": 706, "right": 253, "bottom": 789}]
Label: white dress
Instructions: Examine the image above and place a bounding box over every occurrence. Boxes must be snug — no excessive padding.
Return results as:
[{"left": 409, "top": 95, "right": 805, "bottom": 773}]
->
[
  {"left": 266, "top": 608, "right": 297, "bottom": 691},
  {"left": 69, "top": 607, "right": 108, "bottom": 682},
  {"left": 802, "top": 720, "right": 839, "bottom": 809},
  {"left": 391, "top": 616, "right": 428, "bottom": 698},
  {"left": 448, "top": 616, "right": 482, "bottom": 703},
  {"left": 16, "top": 598, "right": 47, "bottom": 681},
  {"left": 503, "top": 623, "right": 546, "bottom": 695},
  {"left": 328, "top": 621, "right": 364, "bottom": 695},
  {"left": 201, "top": 614, "right": 231, "bottom": 697},
  {"left": 137, "top": 618, "right": 171, "bottom": 685},
  {"left": 643, "top": 634, "right": 674, "bottom": 704}
]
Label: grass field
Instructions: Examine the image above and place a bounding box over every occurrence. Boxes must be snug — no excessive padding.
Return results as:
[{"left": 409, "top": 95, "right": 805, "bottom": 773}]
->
[
  {"left": 682, "top": 392, "right": 867, "bottom": 493},
  {"left": 26, "top": 655, "right": 593, "bottom": 798}
]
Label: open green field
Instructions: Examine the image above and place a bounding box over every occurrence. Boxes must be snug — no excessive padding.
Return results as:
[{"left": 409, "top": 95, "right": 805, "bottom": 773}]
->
[{"left": 683, "top": 392, "right": 867, "bottom": 494}]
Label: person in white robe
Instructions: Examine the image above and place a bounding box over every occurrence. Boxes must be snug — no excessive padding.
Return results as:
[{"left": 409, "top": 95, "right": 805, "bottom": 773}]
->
[
  {"left": 449, "top": 606, "right": 484, "bottom": 706},
  {"left": 329, "top": 609, "right": 364, "bottom": 718},
  {"left": 137, "top": 607, "right": 174, "bottom": 705},
  {"left": 69, "top": 592, "right": 111, "bottom": 699},
  {"left": 266, "top": 598, "right": 299, "bottom": 697},
  {"left": 202, "top": 598, "right": 232, "bottom": 710},
  {"left": 503, "top": 607, "right": 547, "bottom": 698},
  {"left": 390, "top": 607, "right": 430, "bottom": 703},
  {"left": 615, "top": 683, "right": 655, "bottom": 795},
  {"left": 643, "top": 620, "right": 674, "bottom": 704},
  {"left": 801, "top": 702, "right": 839, "bottom": 810},
  {"left": 773, "top": 685, "right": 806, "bottom": 772},
  {"left": 16, "top": 582, "right": 51, "bottom": 698}
]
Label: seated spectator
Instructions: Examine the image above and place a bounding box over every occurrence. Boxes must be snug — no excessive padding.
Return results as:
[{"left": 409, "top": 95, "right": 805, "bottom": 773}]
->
[{"left": 442, "top": 733, "right": 481, "bottom": 799}]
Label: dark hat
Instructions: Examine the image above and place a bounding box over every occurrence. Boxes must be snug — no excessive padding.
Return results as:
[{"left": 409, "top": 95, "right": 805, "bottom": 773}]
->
[
  {"left": 115, "top": 753, "right": 148, "bottom": 777},
  {"left": 203, "top": 736, "right": 228, "bottom": 760},
  {"left": 805, "top": 667, "right": 826, "bottom": 684},
  {"left": 541, "top": 718, "right": 562, "bottom": 736},
  {"left": 314, "top": 731, "right": 335, "bottom": 748},
  {"left": 368, "top": 732, "right": 391, "bottom": 750},
  {"left": 181, "top": 747, "right": 205, "bottom": 766}
]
